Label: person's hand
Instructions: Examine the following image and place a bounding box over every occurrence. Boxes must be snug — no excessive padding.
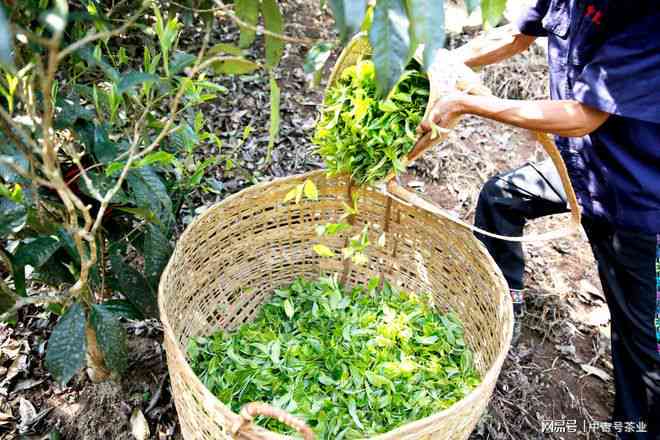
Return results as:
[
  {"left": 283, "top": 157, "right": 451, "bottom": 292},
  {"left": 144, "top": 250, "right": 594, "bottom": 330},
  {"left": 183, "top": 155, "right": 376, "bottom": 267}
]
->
[{"left": 417, "top": 93, "right": 467, "bottom": 136}]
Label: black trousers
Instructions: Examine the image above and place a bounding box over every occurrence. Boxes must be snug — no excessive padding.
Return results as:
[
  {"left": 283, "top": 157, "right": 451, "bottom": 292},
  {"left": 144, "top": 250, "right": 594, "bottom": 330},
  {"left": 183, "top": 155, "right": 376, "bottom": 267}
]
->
[{"left": 474, "top": 160, "right": 660, "bottom": 439}]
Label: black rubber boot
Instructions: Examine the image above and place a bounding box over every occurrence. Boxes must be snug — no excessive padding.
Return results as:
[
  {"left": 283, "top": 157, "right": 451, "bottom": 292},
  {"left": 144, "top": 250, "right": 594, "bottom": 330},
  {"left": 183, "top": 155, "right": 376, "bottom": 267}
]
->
[{"left": 510, "top": 289, "right": 524, "bottom": 346}]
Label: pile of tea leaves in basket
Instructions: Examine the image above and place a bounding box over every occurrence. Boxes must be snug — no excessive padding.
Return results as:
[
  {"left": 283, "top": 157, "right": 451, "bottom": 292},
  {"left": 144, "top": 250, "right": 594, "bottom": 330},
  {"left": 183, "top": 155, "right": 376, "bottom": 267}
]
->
[
  {"left": 187, "top": 276, "right": 480, "bottom": 438},
  {"left": 314, "top": 59, "right": 430, "bottom": 185}
]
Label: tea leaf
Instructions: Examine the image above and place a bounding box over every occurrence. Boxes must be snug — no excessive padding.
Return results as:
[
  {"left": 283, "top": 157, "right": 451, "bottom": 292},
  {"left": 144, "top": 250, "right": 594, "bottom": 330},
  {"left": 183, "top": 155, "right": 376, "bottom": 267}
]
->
[
  {"left": 44, "top": 303, "right": 86, "bottom": 385},
  {"left": 127, "top": 167, "right": 174, "bottom": 230},
  {"left": 303, "top": 179, "right": 318, "bottom": 201},
  {"left": 328, "top": 0, "right": 368, "bottom": 43},
  {"left": 283, "top": 299, "right": 294, "bottom": 319},
  {"left": 262, "top": 0, "right": 284, "bottom": 68},
  {"left": 235, "top": 0, "right": 259, "bottom": 48},
  {"left": 314, "top": 59, "right": 429, "bottom": 185},
  {"left": 283, "top": 187, "right": 298, "bottom": 203},
  {"left": 295, "top": 183, "right": 304, "bottom": 204},
  {"left": 117, "top": 72, "right": 158, "bottom": 95},
  {"left": 0, "top": 198, "right": 27, "bottom": 237},
  {"left": 368, "top": 0, "right": 411, "bottom": 96},
  {"left": 97, "top": 300, "right": 143, "bottom": 320},
  {"left": 211, "top": 57, "right": 261, "bottom": 75},
  {"left": 188, "top": 278, "right": 480, "bottom": 438},
  {"left": 408, "top": 0, "right": 445, "bottom": 70},
  {"left": 208, "top": 43, "right": 243, "bottom": 57},
  {"left": 109, "top": 253, "right": 158, "bottom": 318},
  {"left": 13, "top": 236, "right": 62, "bottom": 269},
  {"left": 481, "top": 0, "right": 507, "bottom": 26},
  {"left": 90, "top": 305, "right": 128, "bottom": 375},
  {"left": 143, "top": 224, "right": 172, "bottom": 288},
  {"left": 313, "top": 244, "right": 335, "bottom": 257},
  {"left": 132, "top": 151, "right": 175, "bottom": 169}
]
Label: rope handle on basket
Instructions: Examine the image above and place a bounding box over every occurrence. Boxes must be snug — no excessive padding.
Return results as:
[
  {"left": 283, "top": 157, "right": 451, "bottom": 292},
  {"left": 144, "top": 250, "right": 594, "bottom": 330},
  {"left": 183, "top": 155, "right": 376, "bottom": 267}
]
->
[
  {"left": 233, "top": 402, "right": 315, "bottom": 440},
  {"left": 383, "top": 62, "right": 582, "bottom": 243}
]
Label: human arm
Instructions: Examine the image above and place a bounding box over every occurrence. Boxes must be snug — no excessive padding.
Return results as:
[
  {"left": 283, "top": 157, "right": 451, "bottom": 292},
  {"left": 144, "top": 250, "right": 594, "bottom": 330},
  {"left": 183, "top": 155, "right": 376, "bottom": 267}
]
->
[
  {"left": 453, "top": 25, "right": 538, "bottom": 68},
  {"left": 452, "top": 0, "right": 555, "bottom": 68},
  {"left": 419, "top": 94, "right": 610, "bottom": 138}
]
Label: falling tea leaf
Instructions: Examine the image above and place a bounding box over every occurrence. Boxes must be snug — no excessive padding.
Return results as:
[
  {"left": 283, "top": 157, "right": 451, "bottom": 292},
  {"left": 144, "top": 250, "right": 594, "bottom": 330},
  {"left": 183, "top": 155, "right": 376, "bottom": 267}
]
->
[
  {"left": 313, "top": 244, "right": 335, "bottom": 257},
  {"left": 303, "top": 179, "right": 319, "bottom": 201}
]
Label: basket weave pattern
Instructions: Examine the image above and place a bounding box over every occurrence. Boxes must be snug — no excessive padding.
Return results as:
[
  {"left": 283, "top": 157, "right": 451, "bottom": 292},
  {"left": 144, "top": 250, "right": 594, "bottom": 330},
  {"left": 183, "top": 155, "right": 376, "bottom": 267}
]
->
[{"left": 159, "top": 171, "right": 512, "bottom": 439}]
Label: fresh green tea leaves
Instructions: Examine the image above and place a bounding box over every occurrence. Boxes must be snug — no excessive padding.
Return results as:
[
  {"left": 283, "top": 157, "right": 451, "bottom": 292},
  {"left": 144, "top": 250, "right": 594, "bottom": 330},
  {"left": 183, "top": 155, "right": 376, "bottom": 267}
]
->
[
  {"left": 283, "top": 298, "right": 295, "bottom": 319},
  {"left": 481, "top": 0, "right": 507, "bottom": 26},
  {"left": 117, "top": 72, "right": 158, "bottom": 96},
  {"left": 283, "top": 179, "right": 319, "bottom": 204},
  {"left": 303, "top": 179, "right": 318, "bottom": 201},
  {"left": 283, "top": 187, "right": 299, "bottom": 203},
  {"left": 312, "top": 244, "right": 335, "bottom": 257},
  {"left": 316, "top": 223, "right": 349, "bottom": 237},
  {"left": 188, "top": 278, "right": 480, "bottom": 438},
  {"left": 90, "top": 304, "right": 128, "bottom": 375},
  {"left": 315, "top": 59, "right": 429, "bottom": 185},
  {"left": 208, "top": 42, "right": 244, "bottom": 57}
]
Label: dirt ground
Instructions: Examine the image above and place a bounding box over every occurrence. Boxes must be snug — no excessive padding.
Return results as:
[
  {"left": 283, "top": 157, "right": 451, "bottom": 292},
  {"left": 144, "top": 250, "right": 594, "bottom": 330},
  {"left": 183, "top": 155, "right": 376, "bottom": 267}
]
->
[{"left": 0, "top": 1, "right": 617, "bottom": 439}]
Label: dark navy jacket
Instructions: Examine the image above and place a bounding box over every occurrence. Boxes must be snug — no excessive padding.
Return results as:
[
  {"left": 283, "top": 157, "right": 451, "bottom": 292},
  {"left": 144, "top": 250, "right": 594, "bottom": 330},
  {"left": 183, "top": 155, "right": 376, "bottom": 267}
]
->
[{"left": 517, "top": 0, "right": 660, "bottom": 233}]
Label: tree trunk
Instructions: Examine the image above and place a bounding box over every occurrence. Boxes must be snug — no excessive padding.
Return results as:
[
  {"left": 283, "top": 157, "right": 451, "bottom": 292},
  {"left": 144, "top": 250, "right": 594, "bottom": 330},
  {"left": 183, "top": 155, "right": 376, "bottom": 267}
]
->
[{"left": 85, "top": 324, "right": 112, "bottom": 382}]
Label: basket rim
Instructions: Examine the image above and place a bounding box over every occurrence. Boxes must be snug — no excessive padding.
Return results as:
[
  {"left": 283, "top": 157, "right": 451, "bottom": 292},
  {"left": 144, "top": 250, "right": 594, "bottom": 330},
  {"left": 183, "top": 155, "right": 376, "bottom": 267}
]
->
[{"left": 158, "top": 169, "right": 513, "bottom": 439}]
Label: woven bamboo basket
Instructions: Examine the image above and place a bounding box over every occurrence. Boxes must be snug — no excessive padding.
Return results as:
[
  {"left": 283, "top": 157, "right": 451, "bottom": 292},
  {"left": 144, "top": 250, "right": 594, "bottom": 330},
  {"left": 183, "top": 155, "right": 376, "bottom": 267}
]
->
[
  {"left": 159, "top": 171, "right": 513, "bottom": 440},
  {"left": 157, "top": 32, "right": 529, "bottom": 440}
]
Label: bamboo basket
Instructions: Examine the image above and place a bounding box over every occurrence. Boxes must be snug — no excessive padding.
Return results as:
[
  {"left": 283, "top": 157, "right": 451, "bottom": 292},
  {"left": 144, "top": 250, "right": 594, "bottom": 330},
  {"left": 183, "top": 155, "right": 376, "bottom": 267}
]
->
[{"left": 159, "top": 171, "right": 512, "bottom": 440}]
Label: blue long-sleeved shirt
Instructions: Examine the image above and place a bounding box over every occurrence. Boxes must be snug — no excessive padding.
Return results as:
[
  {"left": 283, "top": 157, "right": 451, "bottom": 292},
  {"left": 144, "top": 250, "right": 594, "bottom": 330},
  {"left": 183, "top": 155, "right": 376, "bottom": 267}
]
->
[{"left": 517, "top": 0, "right": 660, "bottom": 233}]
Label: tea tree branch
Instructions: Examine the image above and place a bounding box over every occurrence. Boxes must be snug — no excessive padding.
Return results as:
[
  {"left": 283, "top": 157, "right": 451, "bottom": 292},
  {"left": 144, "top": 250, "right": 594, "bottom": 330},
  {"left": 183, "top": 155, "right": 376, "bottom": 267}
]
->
[{"left": 57, "top": 6, "right": 148, "bottom": 61}]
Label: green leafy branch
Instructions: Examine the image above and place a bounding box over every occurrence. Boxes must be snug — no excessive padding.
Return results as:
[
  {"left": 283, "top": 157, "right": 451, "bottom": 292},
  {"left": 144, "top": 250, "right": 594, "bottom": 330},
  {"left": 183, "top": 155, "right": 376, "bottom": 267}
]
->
[
  {"left": 0, "top": 1, "right": 227, "bottom": 384},
  {"left": 282, "top": 179, "right": 376, "bottom": 267}
]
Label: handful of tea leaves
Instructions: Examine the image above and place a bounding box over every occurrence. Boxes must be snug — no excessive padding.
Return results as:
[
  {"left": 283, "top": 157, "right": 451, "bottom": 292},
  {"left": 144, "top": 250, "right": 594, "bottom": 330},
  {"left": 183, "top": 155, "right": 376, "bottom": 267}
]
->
[
  {"left": 314, "top": 60, "right": 430, "bottom": 185},
  {"left": 188, "top": 277, "right": 480, "bottom": 439}
]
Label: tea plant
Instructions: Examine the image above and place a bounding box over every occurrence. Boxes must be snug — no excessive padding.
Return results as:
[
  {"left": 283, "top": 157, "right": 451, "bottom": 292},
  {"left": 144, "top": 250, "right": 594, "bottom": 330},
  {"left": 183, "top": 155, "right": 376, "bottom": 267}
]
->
[
  {"left": 188, "top": 277, "right": 480, "bottom": 438},
  {"left": 0, "top": 0, "right": 289, "bottom": 384}
]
